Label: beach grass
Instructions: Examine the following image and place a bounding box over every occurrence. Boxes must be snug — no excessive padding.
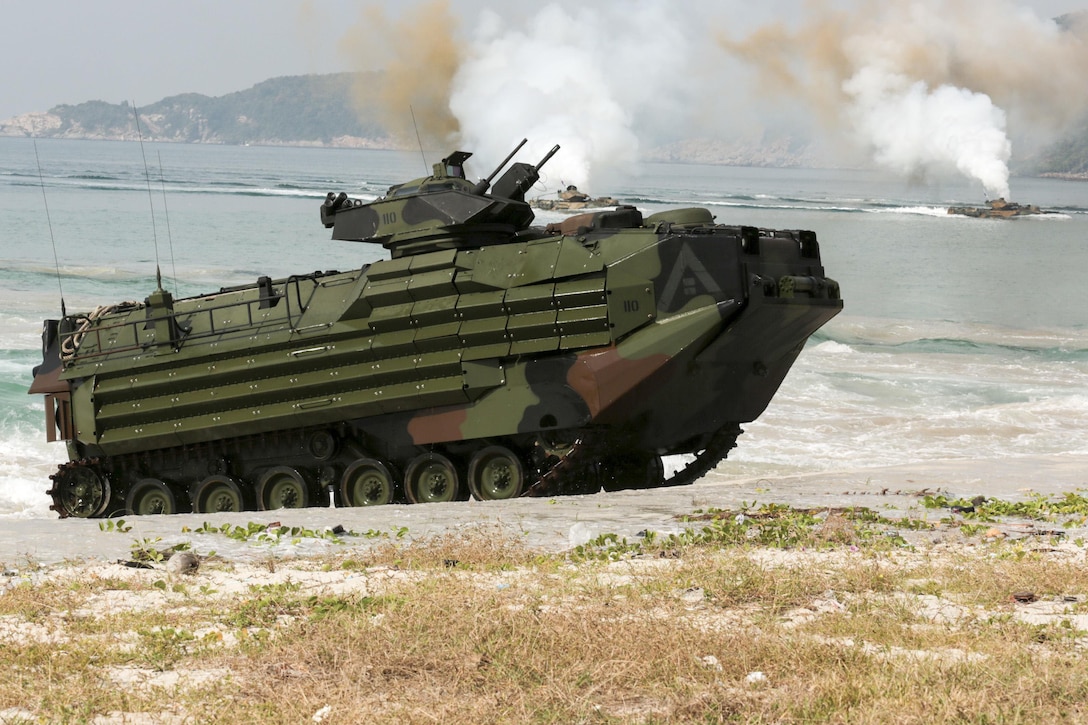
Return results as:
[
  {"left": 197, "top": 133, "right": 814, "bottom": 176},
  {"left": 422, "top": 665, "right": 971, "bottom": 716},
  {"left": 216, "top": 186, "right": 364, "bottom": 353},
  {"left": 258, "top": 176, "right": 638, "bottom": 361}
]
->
[{"left": 1, "top": 508, "right": 1087, "bottom": 723}]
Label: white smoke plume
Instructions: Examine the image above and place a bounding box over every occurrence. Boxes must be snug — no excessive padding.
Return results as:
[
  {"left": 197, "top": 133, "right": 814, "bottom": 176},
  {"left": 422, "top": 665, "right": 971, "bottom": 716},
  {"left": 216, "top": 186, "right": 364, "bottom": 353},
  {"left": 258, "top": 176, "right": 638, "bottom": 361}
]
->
[
  {"left": 844, "top": 68, "right": 1012, "bottom": 198},
  {"left": 719, "top": 0, "right": 1088, "bottom": 198},
  {"left": 448, "top": 2, "right": 692, "bottom": 193},
  {"left": 340, "top": 1, "right": 1088, "bottom": 199}
]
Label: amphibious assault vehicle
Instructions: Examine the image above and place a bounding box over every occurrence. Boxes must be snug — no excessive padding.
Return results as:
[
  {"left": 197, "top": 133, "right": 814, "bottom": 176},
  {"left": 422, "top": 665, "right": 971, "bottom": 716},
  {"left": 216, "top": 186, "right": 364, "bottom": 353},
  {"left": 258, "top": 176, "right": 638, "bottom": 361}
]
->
[
  {"left": 530, "top": 184, "right": 618, "bottom": 212},
  {"left": 947, "top": 198, "right": 1047, "bottom": 218},
  {"left": 29, "top": 139, "right": 842, "bottom": 517}
]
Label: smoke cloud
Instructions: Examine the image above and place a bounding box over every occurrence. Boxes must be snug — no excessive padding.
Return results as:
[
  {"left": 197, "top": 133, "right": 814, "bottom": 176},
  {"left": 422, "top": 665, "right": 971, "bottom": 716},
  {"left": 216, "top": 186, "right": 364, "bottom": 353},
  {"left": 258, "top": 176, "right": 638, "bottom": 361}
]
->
[
  {"left": 719, "top": 0, "right": 1088, "bottom": 197},
  {"left": 447, "top": 2, "right": 692, "bottom": 193},
  {"left": 338, "top": 1, "right": 1088, "bottom": 198},
  {"left": 337, "top": 0, "right": 694, "bottom": 192},
  {"left": 845, "top": 69, "right": 1012, "bottom": 198},
  {"left": 336, "top": 1, "right": 463, "bottom": 145}
]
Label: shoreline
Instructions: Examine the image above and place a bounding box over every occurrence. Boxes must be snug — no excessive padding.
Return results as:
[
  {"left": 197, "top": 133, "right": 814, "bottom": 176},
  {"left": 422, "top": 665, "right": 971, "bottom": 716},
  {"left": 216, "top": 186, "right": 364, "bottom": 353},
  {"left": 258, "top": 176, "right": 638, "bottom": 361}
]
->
[
  {"left": 4, "top": 453, "right": 1085, "bottom": 568},
  {"left": 4, "top": 133, "right": 1086, "bottom": 179},
  {"left": 1038, "top": 171, "right": 1088, "bottom": 181}
]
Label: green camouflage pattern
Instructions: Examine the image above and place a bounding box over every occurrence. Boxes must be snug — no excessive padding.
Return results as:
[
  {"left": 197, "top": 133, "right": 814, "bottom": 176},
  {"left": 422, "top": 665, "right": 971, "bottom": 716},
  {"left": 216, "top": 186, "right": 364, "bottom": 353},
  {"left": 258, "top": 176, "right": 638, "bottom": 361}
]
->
[{"left": 29, "top": 143, "right": 841, "bottom": 517}]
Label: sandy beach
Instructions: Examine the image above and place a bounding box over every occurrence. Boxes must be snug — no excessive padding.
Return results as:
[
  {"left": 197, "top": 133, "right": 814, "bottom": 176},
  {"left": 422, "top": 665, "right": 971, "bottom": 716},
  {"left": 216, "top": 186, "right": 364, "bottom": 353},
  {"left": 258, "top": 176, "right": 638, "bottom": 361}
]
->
[{"left": 2, "top": 455, "right": 1088, "bottom": 722}]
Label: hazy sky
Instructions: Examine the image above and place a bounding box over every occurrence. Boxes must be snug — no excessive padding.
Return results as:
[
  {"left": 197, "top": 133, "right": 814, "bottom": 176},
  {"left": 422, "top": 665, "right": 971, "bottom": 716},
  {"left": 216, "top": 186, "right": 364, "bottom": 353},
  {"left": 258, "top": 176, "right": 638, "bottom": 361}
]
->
[{"left": 1, "top": 0, "right": 1082, "bottom": 121}]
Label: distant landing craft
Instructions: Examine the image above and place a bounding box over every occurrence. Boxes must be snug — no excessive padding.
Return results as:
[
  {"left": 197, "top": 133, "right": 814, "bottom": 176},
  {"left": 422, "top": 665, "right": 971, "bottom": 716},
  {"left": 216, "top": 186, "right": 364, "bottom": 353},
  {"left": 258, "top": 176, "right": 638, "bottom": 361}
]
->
[{"left": 947, "top": 198, "right": 1049, "bottom": 218}]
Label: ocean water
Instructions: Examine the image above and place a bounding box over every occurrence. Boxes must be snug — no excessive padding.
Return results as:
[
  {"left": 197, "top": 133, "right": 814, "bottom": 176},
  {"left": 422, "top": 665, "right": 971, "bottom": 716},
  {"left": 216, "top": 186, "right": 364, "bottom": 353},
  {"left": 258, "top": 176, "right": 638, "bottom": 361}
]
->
[{"left": 2, "top": 137, "right": 1086, "bottom": 517}]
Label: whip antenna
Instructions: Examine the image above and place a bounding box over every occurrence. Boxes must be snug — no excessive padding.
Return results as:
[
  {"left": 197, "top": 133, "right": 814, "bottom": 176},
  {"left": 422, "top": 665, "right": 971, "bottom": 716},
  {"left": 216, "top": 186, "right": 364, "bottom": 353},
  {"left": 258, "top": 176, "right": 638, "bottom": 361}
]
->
[
  {"left": 33, "top": 139, "right": 66, "bottom": 317},
  {"left": 131, "top": 102, "right": 163, "bottom": 290},
  {"left": 157, "top": 151, "right": 179, "bottom": 296},
  {"left": 410, "top": 106, "right": 428, "bottom": 173}
]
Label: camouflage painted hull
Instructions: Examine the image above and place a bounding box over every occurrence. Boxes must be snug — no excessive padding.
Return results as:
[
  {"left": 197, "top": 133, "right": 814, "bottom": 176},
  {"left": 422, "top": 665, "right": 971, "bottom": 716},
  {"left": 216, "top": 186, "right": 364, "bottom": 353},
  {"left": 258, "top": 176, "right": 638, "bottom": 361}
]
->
[
  {"left": 947, "top": 198, "right": 1047, "bottom": 218},
  {"left": 30, "top": 149, "right": 841, "bottom": 517}
]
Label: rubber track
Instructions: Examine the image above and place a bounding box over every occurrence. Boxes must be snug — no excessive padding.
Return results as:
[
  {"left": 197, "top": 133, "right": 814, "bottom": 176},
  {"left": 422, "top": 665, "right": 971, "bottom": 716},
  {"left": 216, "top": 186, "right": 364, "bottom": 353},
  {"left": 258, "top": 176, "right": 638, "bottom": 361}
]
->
[
  {"left": 523, "top": 424, "right": 742, "bottom": 496},
  {"left": 49, "top": 425, "right": 743, "bottom": 516},
  {"left": 660, "top": 424, "right": 742, "bottom": 488}
]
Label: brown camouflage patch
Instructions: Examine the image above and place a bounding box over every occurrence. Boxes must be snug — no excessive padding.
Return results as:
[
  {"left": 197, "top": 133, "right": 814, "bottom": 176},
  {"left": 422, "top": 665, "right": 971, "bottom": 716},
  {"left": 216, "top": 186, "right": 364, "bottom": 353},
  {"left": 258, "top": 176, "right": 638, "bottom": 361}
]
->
[
  {"left": 567, "top": 346, "right": 671, "bottom": 418},
  {"left": 407, "top": 406, "right": 470, "bottom": 445}
]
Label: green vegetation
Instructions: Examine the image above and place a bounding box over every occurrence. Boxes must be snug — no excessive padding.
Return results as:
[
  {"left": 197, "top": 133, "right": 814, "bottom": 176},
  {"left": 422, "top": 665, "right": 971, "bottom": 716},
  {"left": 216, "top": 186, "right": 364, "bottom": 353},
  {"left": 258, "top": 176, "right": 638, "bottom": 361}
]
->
[
  {"left": 184, "top": 520, "right": 401, "bottom": 544},
  {"left": 924, "top": 490, "right": 1088, "bottom": 524},
  {"left": 1033, "top": 114, "right": 1088, "bottom": 176},
  {"left": 37, "top": 73, "right": 388, "bottom": 145},
  {"left": 570, "top": 502, "right": 935, "bottom": 562},
  {"left": 98, "top": 518, "right": 133, "bottom": 533}
]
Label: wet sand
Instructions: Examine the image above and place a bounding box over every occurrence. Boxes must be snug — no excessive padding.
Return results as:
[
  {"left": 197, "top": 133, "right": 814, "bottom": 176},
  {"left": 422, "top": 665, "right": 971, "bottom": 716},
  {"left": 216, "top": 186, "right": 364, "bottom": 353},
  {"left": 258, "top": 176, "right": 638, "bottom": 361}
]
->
[{"left": 2, "top": 454, "right": 1084, "bottom": 567}]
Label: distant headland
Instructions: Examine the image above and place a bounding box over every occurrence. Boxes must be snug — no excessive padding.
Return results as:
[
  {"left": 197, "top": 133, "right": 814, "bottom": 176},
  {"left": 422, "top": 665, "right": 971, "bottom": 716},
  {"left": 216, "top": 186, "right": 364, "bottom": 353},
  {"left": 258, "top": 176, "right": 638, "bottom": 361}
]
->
[{"left": 2, "top": 72, "right": 1085, "bottom": 176}]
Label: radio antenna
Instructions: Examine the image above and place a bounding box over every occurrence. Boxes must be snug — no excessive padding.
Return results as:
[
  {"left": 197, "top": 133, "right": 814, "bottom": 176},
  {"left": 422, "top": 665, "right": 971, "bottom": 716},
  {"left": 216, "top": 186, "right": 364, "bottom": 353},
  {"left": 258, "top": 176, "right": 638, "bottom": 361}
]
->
[
  {"left": 410, "top": 106, "right": 428, "bottom": 173},
  {"left": 131, "top": 102, "right": 163, "bottom": 290},
  {"left": 33, "top": 140, "right": 66, "bottom": 317},
  {"left": 157, "top": 151, "right": 179, "bottom": 296}
]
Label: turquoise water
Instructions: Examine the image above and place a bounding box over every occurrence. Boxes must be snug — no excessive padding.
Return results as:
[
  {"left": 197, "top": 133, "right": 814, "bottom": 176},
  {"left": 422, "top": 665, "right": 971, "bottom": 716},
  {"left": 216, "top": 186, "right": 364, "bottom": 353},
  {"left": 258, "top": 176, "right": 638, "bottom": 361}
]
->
[{"left": 2, "top": 137, "right": 1086, "bottom": 516}]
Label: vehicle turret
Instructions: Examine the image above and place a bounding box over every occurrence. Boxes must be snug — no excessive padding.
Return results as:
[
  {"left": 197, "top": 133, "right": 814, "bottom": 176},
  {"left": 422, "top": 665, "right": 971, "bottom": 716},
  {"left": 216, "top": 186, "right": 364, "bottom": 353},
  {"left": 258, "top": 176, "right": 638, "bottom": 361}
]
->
[{"left": 320, "top": 139, "right": 559, "bottom": 257}]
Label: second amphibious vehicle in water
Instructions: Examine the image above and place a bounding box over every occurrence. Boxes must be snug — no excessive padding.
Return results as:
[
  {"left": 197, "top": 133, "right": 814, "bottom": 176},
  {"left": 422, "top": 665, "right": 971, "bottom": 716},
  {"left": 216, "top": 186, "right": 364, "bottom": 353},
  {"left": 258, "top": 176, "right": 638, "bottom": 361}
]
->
[
  {"left": 530, "top": 184, "right": 619, "bottom": 212},
  {"left": 29, "top": 139, "right": 842, "bottom": 517},
  {"left": 947, "top": 198, "right": 1048, "bottom": 218}
]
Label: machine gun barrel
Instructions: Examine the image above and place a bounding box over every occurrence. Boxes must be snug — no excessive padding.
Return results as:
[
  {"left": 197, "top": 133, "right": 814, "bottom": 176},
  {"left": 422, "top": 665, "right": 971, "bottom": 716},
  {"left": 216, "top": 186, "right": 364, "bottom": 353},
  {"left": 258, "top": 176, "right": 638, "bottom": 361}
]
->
[
  {"left": 472, "top": 138, "right": 528, "bottom": 195},
  {"left": 511, "top": 144, "right": 562, "bottom": 197},
  {"left": 472, "top": 142, "right": 562, "bottom": 202},
  {"left": 534, "top": 144, "right": 560, "bottom": 172},
  {"left": 486, "top": 139, "right": 528, "bottom": 184}
]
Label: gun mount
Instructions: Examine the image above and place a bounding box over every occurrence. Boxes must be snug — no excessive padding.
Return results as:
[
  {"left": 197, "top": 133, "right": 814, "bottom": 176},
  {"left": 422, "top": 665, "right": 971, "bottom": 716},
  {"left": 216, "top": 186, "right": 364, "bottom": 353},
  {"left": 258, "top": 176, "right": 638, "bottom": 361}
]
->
[{"left": 321, "top": 139, "right": 560, "bottom": 258}]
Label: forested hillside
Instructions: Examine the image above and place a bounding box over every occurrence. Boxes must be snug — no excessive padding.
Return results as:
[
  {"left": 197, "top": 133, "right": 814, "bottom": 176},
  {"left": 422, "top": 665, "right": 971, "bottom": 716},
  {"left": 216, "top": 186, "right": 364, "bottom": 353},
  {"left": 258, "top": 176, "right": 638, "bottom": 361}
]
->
[
  {"left": 0, "top": 73, "right": 389, "bottom": 146},
  {"left": 1032, "top": 116, "right": 1088, "bottom": 177}
]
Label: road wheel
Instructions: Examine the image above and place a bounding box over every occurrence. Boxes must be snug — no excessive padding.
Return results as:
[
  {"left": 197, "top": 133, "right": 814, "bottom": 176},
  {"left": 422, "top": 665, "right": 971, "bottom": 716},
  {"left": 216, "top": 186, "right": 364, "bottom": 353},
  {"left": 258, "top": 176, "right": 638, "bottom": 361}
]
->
[
  {"left": 405, "top": 452, "right": 461, "bottom": 504},
  {"left": 257, "top": 466, "right": 310, "bottom": 510},
  {"left": 468, "top": 446, "right": 525, "bottom": 501},
  {"left": 191, "top": 475, "right": 246, "bottom": 513},
  {"left": 125, "top": 478, "right": 179, "bottom": 515},
  {"left": 340, "top": 458, "right": 396, "bottom": 506}
]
